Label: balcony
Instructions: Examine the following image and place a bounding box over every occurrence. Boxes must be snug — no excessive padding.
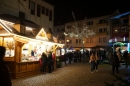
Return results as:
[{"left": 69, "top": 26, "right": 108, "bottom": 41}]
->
[{"left": 97, "top": 23, "right": 108, "bottom": 27}]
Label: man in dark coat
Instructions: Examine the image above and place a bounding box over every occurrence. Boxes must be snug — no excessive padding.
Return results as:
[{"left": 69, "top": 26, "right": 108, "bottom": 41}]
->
[
  {"left": 47, "top": 52, "right": 53, "bottom": 73},
  {"left": 123, "top": 50, "right": 129, "bottom": 68},
  {"left": 41, "top": 52, "right": 48, "bottom": 74},
  {"left": 111, "top": 51, "right": 119, "bottom": 74},
  {"left": 0, "top": 46, "right": 12, "bottom": 86}
]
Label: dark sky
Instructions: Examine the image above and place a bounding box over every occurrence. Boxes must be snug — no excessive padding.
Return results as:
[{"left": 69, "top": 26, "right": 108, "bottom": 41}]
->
[{"left": 45, "top": 0, "right": 130, "bottom": 25}]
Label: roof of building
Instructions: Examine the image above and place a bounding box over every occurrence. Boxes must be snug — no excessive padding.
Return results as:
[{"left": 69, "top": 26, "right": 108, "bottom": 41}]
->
[{"left": 109, "top": 11, "right": 130, "bottom": 19}]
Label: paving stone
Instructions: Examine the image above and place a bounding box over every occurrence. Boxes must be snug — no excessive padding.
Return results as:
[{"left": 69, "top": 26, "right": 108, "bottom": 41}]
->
[{"left": 12, "top": 62, "right": 130, "bottom": 86}]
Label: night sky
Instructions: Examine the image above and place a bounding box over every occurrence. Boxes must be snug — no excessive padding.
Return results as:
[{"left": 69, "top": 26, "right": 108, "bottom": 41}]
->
[{"left": 45, "top": 0, "right": 130, "bottom": 25}]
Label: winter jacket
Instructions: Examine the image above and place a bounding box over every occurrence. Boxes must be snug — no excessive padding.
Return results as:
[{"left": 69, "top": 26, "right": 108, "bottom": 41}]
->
[{"left": 0, "top": 60, "right": 12, "bottom": 86}]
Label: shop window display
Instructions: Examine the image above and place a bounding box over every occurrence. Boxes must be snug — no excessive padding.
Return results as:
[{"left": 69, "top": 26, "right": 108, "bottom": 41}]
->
[
  {"left": 4, "top": 37, "right": 15, "bottom": 57},
  {"left": 21, "top": 42, "right": 46, "bottom": 62}
]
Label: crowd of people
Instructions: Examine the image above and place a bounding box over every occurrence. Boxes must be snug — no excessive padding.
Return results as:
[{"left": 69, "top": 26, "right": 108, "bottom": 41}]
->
[
  {"left": 89, "top": 48, "right": 130, "bottom": 74},
  {"left": 0, "top": 45, "right": 130, "bottom": 86},
  {"left": 59, "top": 48, "right": 129, "bottom": 74},
  {"left": 39, "top": 51, "right": 55, "bottom": 74}
]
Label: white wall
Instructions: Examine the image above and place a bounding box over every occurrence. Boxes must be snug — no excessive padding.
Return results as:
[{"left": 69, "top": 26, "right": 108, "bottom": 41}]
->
[{"left": 0, "top": 0, "right": 54, "bottom": 31}]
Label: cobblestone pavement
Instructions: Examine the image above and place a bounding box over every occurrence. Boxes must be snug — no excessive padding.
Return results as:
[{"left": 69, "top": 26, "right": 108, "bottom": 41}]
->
[{"left": 12, "top": 62, "right": 130, "bottom": 86}]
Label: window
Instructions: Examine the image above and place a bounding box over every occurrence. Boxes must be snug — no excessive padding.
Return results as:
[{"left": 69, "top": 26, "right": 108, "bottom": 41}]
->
[
  {"left": 29, "top": 0, "right": 30, "bottom": 9},
  {"left": 49, "top": 10, "right": 52, "bottom": 21},
  {"left": 114, "top": 27, "right": 120, "bottom": 33},
  {"left": 30, "top": 1, "right": 35, "bottom": 15},
  {"left": 87, "top": 21, "right": 93, "bottom": 25},
  {"left": 37, "top": 4, "right": 41, "bottom": 17},
  {"left": 99, "top": 37, "right": 102, "bottom": 43},
  {"left": 42, "top": 6, "right": 45, "bottom": 14},
  {"left": 76, "top": 39, "right": 78, "bottom": 43},
  {"left": 99, "top": 28, "right": 107, "bottom": 33},
  {"left": 90, "top": 38, "right": 93, "bottom": 43},
  {"left": 99, "top": 28, "right": 102, "bottom": 33},
  {"left": 46, "top": 8, "right": 49, "bottom": 16},
  {"left": 121, "top": 26, "right": 128, "bottom": 32},
  {"left": 103, "top": 37, "right": 107, "bottom": 43},
  {"left": 103, "top": 28, "right": 107, "bottom": 32}
]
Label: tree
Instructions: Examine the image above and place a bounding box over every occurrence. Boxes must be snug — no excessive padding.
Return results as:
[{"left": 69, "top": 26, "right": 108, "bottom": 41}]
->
[{"left": 64, "top": 12, "right": 95, "bottom": 59}]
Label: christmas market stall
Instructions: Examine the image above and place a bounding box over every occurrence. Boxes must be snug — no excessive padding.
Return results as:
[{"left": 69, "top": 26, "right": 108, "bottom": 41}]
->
[{"left": 0, "top": 14, "right": 64, "bottom": 78}]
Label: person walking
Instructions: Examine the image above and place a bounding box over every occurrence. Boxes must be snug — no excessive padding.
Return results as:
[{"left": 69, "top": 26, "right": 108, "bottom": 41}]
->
[
  {"left": 0, "top": 46, "right": 12, "bottom": 86},
  {"left": 89, "top": 52, "right": 96, "bottom": 73},
  {"left": 111, "top": 51, "right": 119, "bottom": 74}
]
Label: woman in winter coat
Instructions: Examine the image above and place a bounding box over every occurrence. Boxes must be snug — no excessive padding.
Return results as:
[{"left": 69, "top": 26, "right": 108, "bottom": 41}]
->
[{"left": 90, "top": 52, "right": 96, "bottom": 73}]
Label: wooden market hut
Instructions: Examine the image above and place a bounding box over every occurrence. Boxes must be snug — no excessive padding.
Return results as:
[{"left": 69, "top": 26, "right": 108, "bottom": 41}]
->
[{"left": 0, "top": 14, "right": 60, "bottom": 78}]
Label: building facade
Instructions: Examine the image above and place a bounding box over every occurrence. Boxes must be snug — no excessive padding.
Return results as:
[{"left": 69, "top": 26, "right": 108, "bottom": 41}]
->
[
  {"left": 0, "top": 0, "right": 54, "bottom": 40},
  {"left": 64, "top": 15, "right": 110, "bottom": 50},
  {"left": 109, "top": 12, "right": 130, "bottom": 52}
]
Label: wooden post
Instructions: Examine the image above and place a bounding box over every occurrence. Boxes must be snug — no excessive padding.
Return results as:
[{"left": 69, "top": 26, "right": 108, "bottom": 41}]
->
[{"left": 15, "top": 41, "right": 23, "bottom": 62}]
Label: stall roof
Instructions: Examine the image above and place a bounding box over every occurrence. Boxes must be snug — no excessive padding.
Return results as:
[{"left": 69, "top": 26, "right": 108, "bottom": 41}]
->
[
  {"left": 0, "top": 14, "right": 41, "bottom": 29},
  {"left": 0, "top": 14, "right": 43, "bottom": 38},
  {"left": 0, "top": 14, "right": 62, "bottom": 44}
]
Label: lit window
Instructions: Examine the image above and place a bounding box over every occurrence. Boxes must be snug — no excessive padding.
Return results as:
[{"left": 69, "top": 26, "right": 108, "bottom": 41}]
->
[{"left": 114, "top": 27, "right": 120, "bottom": 33}]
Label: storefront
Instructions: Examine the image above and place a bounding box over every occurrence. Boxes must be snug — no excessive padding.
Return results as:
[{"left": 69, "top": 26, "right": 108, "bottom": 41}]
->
[
  {"left": 0, "top": 18, "right": 64, "bottom": 78},
  {"left": 108, "top": 37, "right": 129, "bottom": 52}
]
